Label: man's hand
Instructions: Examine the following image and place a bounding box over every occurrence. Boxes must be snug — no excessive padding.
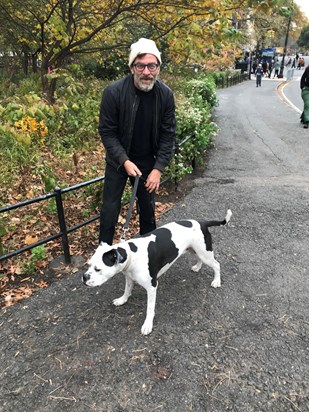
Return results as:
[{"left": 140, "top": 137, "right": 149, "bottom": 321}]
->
[
  {"left": 123, "top": 160, "right": 142, "bottom": 177},
  {"left": 145, "top": 169, "right": 161, "bottom": 193}
]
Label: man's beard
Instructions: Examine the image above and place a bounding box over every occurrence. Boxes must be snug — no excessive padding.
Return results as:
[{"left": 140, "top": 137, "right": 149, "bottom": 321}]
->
[{"left": 133, "top": 73, "right": 157, "bottom": 92}]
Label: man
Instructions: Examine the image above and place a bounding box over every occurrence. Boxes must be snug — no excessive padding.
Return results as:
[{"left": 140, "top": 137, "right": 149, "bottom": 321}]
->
[
  {"left": 98, "top": 38, "right": 176, "bottom": 245},
  {"left": 300, "top": 64, "right": 309, "bottom": 129}
]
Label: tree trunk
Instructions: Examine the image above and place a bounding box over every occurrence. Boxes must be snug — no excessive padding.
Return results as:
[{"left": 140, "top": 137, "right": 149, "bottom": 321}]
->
[
  {"left": 21, "top": 47, "right": 29, "bottom": 75},
  {"left": 32, "top": 54, "right": 38, "bottom": 73},
  {"left": 47, "top": 78, "right": 57, "bottom": 104},
  {"left": 41, "top": 62, "right": 57, "bottom": 104}
]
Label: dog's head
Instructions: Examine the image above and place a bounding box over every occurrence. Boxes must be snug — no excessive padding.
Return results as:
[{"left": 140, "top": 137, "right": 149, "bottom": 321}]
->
[{"left": 83, "top": 242, "right": 129, "bottom": 287}]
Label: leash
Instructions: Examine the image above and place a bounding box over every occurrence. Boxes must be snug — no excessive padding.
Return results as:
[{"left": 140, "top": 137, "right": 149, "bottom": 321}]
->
[{"left": 121, "top": 175, "right": 140, "bottom": 241}]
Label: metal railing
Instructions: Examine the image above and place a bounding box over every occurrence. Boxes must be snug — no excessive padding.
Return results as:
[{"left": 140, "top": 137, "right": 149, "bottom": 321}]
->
[
  {"left": 0, "top": 176, "right": 105, "bottom": 265},
  {"left": 215, "top": 71, "right": 248, "bottom": 89}
]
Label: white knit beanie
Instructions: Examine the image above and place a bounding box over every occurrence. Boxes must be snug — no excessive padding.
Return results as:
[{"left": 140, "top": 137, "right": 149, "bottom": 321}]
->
[{"left": 128, "top": 38, "right": 161, "bottom": 67}]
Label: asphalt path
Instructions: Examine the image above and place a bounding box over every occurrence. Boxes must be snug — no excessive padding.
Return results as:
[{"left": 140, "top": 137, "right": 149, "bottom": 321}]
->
[
  {"left": 0, "top": 77, "right": 308, "bottom": 412},
  {"left": 280, "top": 56, "right": 309, "bottom": 114}
]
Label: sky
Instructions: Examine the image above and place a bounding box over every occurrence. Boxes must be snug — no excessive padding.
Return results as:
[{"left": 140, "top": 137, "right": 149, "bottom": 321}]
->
[{"left": 294, "top": 0, "right": 309, "bottom": 18}]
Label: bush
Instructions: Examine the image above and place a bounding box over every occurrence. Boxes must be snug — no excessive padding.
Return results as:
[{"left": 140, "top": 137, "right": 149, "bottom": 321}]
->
[
  {"left": 163, "top": 87, "right": 217, "bottom": 183},
  {"left": 81, "top": 56, "right": 128, "bottom": 80},
  {"left": 184, "top": 76, "right": 217, "bottom": 108}
]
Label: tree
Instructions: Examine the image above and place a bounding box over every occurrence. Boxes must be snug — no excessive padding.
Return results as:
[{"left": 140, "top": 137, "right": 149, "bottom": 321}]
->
[
  {"left": 238, "top": 0, "right": 307, "bottom": 58},
  {"left": 297, "top": 25, "right": 309, "bottom": 48},
  {"left": 0, "top": 0, "right": 285, "bottom": 103}
]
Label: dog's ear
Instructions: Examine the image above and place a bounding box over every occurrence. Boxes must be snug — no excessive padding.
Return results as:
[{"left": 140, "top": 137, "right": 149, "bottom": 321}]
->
[
  {"left": 102, "top": 249, "right": 118, "bottom": 267},
  {"left": 116, "top": 247, "right": 127, "bottom": 264},
  {"left": 102, "top": 247, "right": 127, "bottom": 266}
]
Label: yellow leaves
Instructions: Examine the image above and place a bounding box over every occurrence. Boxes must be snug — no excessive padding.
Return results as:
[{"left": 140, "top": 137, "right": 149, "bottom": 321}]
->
[
  {"left": 14, "top": 115, "right": 48, "bottom": 145},
  {"left": 40, "top": 121, "right": 48, "bottom": 137},
  {"left": 15, "top": 116, "right": 37, "bottom": 133},
  {"left": 24, "top": 235, "right": 39, "bottom": 245},
  {"left": 190, "top": 22, "right": 203, "bottom": 34}
]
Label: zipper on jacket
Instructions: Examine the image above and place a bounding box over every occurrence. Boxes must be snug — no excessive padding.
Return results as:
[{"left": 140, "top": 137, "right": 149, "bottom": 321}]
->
[
  {"left": 153, "top": 92, "right": 158, "bottom": 149},
  {"left": 127, "top": 94, "right": 139, "bottom": 153}
]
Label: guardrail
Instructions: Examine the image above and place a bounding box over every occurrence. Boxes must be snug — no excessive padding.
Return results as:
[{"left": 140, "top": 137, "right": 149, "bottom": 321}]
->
[
  {"left": 214, "top": 71, "right": 248, "bottom": 89},
  {"left": 0, "top": 137, "right": 196, "bottom": 265}
]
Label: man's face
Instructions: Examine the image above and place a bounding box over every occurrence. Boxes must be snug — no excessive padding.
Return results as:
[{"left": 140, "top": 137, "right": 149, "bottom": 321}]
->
[{"left": 131, "top": 54, "right": 160, "bottom": 92}]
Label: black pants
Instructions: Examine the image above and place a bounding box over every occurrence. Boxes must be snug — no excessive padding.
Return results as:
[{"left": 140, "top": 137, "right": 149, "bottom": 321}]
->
[{"left": 99, "top": 163, "right": 156, "bottom": 245}]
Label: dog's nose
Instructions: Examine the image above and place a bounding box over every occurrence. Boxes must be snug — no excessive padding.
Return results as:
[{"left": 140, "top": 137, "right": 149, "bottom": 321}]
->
[{"left": 83, "top": 273, "right": 90, "bottom": 283}]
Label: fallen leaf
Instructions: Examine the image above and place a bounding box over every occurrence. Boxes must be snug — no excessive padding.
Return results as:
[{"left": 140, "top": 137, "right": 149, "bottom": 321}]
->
[{"left": 24, "top": 235, "right": 39, "bottom": 245}]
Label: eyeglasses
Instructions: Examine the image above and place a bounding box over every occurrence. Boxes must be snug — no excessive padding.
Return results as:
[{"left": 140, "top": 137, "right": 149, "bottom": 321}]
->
[{"left": 132, "top": 63, "right": 159, "bottom": 72}]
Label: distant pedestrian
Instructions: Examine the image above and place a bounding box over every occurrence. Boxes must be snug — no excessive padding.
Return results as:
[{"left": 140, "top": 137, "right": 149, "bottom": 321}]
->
[
  {"left": 255, "top": 64, "right": 263, "bottom": 87},
  {"left": 267, "top": 60, "right": 273, "bottom": 78},
  {"left": 286, "top": 57, "right": 292, "bottom": 67},
  {"left": 291, "top": 58, "right": 296, "bottom": 68},
  {"left": 300, "top": 64, "right": 309, "bottom": 129},
  {"left": 252, "top": 59, "right": 258, "bottom": 75},
  {"left": 273, "top": 60, "right": 280, "bottom": 78}
]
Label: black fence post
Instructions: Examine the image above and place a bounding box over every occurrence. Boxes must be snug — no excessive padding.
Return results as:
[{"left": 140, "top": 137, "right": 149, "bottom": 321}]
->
[{"left": 54, "top": 187, "right": 71, "bottom": 264}]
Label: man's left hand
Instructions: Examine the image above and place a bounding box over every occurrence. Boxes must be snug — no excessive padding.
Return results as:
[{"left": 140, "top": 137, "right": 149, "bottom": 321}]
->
[{"left": 145, "top": 169, "right": 161, "bottom": 193}]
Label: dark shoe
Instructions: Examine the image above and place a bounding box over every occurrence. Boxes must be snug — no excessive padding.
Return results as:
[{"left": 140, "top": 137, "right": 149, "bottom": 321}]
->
[{"left": 304, "top": 122, "right": 309, "bottom": 129}]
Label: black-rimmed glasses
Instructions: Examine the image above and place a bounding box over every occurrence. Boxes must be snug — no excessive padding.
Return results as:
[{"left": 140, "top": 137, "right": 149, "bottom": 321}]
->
[{"left": 132, "top": 63, "right": 160, "bottom": 72}]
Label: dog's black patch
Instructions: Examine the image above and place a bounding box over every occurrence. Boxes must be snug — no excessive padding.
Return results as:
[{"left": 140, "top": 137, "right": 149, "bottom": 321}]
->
[
  {"left": 147, "top": 228, "right": 179, "bottom": 287},
  {"left": 128, "top": 242, "right": 138, "bottom": 253},
  {"left": 102, "top": 249, "right": 118, "bottom": 266},
  {"left": 198, "top": 222, "right": 213, "bottom": 251},
  {"left": 176, "top": 220, "right": 193, "bottom": 228}
]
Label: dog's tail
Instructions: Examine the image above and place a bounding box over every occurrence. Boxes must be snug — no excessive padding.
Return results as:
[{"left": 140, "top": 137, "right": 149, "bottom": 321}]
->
[{"left": 205, "top": 209, "right": 232, "bottom": 228}]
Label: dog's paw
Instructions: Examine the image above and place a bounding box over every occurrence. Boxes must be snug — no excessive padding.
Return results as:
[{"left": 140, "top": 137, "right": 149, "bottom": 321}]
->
[
  {"left": 113, "top": 296, "right": 128, "bottom": 306},
  {"left": 141, "top": 320, "right": 153, "bottom": 335},
  {"left": 191, "top": 261, "right": 202, "bottom": 272},
  {"left": 211, "top": 279, "right": 221, "bottom": 288}
]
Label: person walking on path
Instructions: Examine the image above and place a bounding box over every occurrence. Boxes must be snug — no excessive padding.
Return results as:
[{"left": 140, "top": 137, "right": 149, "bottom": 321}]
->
[
  {"left": 267, "top": 60, "right": 273, "bottom": 78},
  {"left": 255, "top": 64, "right": 263, "bottom": 87},
  {"left": 300, "top": 64, "right": 309, "bottom": 129},
  {"left": 98, "top": 38, "right": 176, "bottom": 245},
  {"left": 273, "top": 59, "right": 280, "bottom": 78}
]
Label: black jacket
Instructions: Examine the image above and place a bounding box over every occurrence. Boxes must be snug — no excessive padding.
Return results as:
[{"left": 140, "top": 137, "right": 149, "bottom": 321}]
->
[
  {"left": 300, "top": 67, "right": 309, "bottom": 89},
  {"left": 98, "top": 74, "right": 176, "bottom": 172}
]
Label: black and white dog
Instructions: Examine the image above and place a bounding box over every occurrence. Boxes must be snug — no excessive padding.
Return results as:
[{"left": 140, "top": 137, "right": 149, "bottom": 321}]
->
[{"left": 83, "top": 209, "right": 232, "bottom": 335}]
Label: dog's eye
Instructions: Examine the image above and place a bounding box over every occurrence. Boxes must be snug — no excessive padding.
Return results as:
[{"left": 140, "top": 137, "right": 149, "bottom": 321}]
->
[{"left": 94, "top": 267, "right": 100, "bottom": 272}]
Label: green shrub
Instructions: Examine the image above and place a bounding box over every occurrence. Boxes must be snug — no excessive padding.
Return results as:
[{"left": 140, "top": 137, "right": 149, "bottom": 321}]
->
[
  {"left": 0, "top": 124, "right": 39, "bottom": 185},
  {"left": 184, "top": 76, "right": 217, "bottom": 108},
  {"left": 22, "top": 245, "right": 47, "bottom": 275},
  {"left": 164, "top": 88, "right": 217, "bottom": 183}
]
